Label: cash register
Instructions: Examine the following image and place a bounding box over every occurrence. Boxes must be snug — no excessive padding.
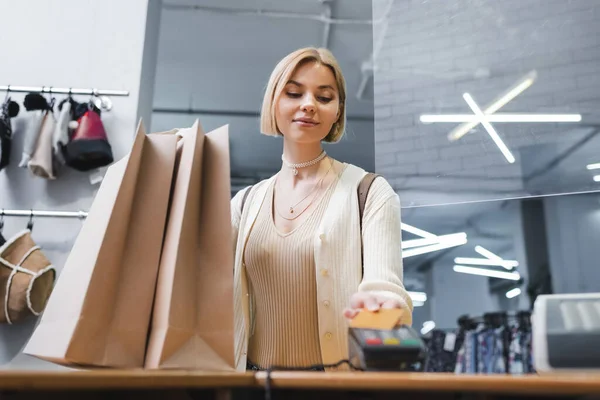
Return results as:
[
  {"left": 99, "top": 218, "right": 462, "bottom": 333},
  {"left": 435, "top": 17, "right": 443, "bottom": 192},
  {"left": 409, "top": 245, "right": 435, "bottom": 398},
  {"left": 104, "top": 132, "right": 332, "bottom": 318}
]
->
[{"left": 533, "top": 293, "right": 600, "bottom": 372}]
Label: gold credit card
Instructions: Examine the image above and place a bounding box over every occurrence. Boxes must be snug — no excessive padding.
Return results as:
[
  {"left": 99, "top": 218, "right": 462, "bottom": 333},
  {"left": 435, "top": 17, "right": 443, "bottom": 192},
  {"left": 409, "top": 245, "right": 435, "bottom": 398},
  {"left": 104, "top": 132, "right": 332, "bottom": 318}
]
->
[{"left": 349, "top": 308, "right": 408, "bottom": 330}]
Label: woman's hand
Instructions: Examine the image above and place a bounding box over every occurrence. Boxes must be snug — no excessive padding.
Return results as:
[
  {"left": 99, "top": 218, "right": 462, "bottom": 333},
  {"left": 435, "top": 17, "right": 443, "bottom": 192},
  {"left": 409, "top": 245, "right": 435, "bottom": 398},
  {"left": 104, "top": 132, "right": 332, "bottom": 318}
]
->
[{"left": 343, "top": 292, "right": 404, "bottom": 319}]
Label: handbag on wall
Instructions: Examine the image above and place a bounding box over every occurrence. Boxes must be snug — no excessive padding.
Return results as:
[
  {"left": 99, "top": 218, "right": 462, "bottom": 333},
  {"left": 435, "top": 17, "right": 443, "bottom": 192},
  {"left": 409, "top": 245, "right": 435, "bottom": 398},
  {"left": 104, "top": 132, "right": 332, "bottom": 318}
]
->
[
  {"left": 0, "top": 230, "right": 55, "bottom": 325},
  {"left": 63, "top": 108, "right": 114, "bottom": 171},
  {"left": 0, "top": 96, "right": 19, "bottom": 171}
]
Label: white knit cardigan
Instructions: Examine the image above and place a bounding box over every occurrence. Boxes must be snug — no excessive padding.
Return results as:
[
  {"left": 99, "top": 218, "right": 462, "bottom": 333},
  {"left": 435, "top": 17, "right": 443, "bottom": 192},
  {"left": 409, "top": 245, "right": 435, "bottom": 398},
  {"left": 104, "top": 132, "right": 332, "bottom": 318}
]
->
[{"left": 231, "top": 163, "right": 413, "bottom": 371}]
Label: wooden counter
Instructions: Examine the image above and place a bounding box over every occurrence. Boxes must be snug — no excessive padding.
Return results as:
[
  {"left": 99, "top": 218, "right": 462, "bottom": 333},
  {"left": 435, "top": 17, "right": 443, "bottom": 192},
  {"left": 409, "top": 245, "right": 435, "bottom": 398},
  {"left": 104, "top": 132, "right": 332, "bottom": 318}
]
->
[
  {"left": 0, "top": 370, "right": 598, "bottom": 399},
  {"left": 0, "top": 370, "right": 255, "bottom": 390},
  {"left": 255, "top": 371, "right": 600, "bottom": 396}
]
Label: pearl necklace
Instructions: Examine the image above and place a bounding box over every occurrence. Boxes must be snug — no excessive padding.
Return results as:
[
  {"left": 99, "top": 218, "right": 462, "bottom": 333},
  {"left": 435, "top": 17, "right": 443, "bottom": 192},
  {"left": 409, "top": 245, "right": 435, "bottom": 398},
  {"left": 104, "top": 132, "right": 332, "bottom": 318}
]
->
[{"left": 281, "top": 150, "right": 327, "bottom": 176}]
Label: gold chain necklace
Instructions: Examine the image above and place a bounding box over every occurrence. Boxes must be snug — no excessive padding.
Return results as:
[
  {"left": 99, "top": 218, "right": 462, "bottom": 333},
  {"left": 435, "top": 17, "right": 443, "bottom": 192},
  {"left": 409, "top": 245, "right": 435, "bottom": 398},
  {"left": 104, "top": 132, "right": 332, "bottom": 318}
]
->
[
  {"left": 274, "top": 159, "right": 334, "bottom": 220},
  {"left": 286, "top": 158, "right": 333, "bottom": 214}
]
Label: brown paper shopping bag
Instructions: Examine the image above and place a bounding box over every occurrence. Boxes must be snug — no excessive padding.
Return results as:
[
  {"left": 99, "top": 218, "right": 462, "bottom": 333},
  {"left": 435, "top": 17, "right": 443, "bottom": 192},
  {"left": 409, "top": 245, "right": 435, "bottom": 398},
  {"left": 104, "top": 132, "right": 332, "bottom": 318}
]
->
[
  {"left": 23, "top": 122, "right": 179, "bottom": 368},
  {"left": 145, "top": 120, "right": 235, "bottom": 370}
]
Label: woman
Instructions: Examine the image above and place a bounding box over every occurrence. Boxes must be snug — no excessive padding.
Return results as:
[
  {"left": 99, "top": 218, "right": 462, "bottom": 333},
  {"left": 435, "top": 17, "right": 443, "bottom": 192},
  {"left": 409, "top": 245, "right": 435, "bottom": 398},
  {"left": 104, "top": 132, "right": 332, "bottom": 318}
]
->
[{"left": 231, "top": 47, "right": 413, "bottom": 372}]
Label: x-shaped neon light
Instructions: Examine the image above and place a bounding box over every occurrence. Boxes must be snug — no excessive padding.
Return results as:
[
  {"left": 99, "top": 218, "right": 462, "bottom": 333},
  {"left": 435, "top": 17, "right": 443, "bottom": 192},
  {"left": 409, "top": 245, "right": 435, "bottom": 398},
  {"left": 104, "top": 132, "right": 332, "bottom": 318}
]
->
[
  {"left": 420, "top": 70, "right": 582, "bottom": 164},
  {"left": 462, "top": 92, "right": 516, "bottom": 163}
]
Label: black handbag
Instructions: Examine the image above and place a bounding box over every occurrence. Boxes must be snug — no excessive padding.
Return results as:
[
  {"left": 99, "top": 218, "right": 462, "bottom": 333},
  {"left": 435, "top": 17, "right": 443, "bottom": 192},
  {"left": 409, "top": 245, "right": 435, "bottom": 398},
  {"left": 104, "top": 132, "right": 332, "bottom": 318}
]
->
[{"left": 0, "top": 97, "right": 20, "bottom": 171}]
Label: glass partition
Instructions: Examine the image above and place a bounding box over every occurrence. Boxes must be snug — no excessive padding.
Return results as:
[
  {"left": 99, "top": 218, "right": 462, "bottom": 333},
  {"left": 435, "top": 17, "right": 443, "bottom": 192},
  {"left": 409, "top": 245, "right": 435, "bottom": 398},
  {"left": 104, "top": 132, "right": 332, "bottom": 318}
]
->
[{"left": 373, "top": 0, "right": 600, "bottom": 207}]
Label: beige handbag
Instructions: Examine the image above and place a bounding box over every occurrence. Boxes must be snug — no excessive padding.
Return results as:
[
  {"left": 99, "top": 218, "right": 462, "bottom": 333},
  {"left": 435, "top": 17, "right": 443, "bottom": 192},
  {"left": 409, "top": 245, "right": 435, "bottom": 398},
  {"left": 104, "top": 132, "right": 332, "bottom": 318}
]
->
[
  {"left": 0, "top": 230, "right": 55, "bottom": 324},
  {"left": 28, "top": 111, "right": 57, "bottom": 179}
]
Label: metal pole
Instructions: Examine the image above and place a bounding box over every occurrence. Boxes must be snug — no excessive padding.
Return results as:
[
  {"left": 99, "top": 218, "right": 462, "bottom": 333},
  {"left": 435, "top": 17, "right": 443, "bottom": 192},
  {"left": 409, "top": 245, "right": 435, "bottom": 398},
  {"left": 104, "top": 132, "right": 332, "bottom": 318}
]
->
[
  {"left": 0, "top": 209, "right": 88, "bottom": 219},
  {"left": 0, "top": 85, "right": 129, "bottom": 97},
  {"left": 152, "top": 107, "right": 374, "bottom": 121}
]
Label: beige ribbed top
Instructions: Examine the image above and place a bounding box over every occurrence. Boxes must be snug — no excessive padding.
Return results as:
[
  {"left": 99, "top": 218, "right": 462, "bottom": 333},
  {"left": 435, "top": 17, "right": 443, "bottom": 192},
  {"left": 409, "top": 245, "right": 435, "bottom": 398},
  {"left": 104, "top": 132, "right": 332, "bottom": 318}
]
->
[{"left": 244, "top": 178, "right": 335, "bottom": 369}]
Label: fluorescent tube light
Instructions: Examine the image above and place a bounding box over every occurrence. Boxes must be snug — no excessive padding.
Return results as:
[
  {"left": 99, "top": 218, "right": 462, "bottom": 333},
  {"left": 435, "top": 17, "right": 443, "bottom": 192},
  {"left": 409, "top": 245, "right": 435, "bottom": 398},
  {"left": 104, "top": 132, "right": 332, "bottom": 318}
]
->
[
  {"left": 420, "top": 113, "right": 581, "bottom": 123},
  {"left": 594, "top": 175, "right": 600, "bottom": 183},
  {"left": 413, "top": 301, "right": 425, "bottom": 307},
  {"left": 463, "top": 93, "right": 515, "bottom": 163},
  {"left": 403, "top": 232, "right": 467, "bottom": 250},
  {"left": 403, "top": 233, "right": 468, "bottom": 258},
  {"left": 401, "top": 223, "right": 437, "bottom": 239},
  {"left": 402, "top": 236, "right": 440, "bottom": 249},
  {"left": 475, "top": 245, "right": 503, "bottom": 261},
  {"left": 454, "top": 257, "right": 518, "bottom": 270},
  {"left": 453, "top": 265, "right": 521, "bottom": 280},
  {"left": 421, "top": 321, "right": 436, "bottom": 335},
  {"left": 506, "top": 288, "right": 522, "bottom": 298},
  {"left": 407, "top": 291, "right": 427, "bottom": 302},
  {"left": 587, "top": 163, "right": 600, "bottom": 170}
]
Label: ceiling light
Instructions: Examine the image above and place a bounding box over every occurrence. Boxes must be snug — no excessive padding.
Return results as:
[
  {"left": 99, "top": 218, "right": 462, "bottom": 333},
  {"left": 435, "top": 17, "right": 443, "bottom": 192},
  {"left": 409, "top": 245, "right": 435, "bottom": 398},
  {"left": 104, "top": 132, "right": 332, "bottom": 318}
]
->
[
  {"left": 401, "top": 223, "right": 437, "bottom": 239},
  {"left": 447, "top": 70, "right": 537, "bottom": 141},
  {"left": 407, "top": 291, "right": 427, "bottom": 302},
  {"left": 456, "top": 245, "right": 518, "bottom": 270},
  {"left": 403, "top": 232, "right": 467, "bottom": 249},
  {"left": 401, "top": 223, "right": 467, "bottom": 258},
  {"left": 463, "top": 93, "right": 516, "bottom": 163},
  {"left": 454, "top": 257, "right": 518, "bottom": 270},
  {"left": 506, "top": 288, "right": 522, "bottom": 298},
  {"left": 421, "top": 320, "right": 436, "bottom": 335},
  {"left": 594, "top": 175, "right": 600, "bottom": 182},
  {"left": 587, "top": 163, "right": 600, "bottom": 170},
  {"left": 402, "top": 236, "right": 440, "bottom": 249},
  {"left": 403, "top": 233, "right": 468, "bottom": 258},
  {"left": 420, "top": 113, "right": 581, "bottom": 123},
  {"left": 453, "top": 265, "right": 521, "bottom": 280},
  {"left": 413, "top": 300, "right": 425, "bottom": 307},
  {"left": 474, "top": 245, "right": 503, "bottom": 261}
]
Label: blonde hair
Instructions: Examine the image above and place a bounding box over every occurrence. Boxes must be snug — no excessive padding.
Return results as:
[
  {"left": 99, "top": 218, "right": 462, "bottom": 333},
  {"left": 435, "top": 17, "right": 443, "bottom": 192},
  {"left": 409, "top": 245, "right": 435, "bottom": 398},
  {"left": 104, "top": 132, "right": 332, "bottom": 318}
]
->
[{"left": 260, "top": 47, "right": 347, "bottom": 143}]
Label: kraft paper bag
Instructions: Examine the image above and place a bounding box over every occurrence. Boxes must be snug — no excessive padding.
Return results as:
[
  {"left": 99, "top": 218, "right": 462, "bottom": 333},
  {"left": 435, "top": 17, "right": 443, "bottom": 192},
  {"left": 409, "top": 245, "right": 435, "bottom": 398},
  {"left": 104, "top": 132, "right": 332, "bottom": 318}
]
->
[
  {"left": 145, "top": 120, "right": 235, "bottom": 370},
  {"left": 23, "top": 121, "right": 179, "bottom": 368}
]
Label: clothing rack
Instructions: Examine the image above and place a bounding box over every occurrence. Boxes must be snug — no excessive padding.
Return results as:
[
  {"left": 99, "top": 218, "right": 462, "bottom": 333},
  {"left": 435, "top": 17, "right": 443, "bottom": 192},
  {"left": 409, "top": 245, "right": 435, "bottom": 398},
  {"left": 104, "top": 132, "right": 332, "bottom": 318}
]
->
[
  {"left": 0, "top": 85, "right": 129, "bottom": 97},
  {"left": 0, "top": 209, "right": 88, "bottom": 219},
  {"left": 457, "top": 311, "right": 531, "bottom": 330}
]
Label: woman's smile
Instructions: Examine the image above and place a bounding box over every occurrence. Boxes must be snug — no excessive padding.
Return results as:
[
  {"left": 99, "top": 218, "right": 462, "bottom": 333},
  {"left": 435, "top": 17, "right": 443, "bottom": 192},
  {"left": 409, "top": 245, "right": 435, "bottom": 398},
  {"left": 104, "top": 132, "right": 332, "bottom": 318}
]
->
[{"left": 293, "top": 117, "right": 320, "bottom": 127}]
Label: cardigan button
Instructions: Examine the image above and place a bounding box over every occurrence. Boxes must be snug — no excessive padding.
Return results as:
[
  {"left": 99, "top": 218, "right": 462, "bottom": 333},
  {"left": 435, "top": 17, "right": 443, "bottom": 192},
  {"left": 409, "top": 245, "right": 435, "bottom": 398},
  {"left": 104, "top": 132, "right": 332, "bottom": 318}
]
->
[
  {"left": 320, "top": 269, "right": 329, "bottom": 277},
  {"left": 319, "top": 233, "right": 326, "bottom": 241},
  {"left": 323, "top": 300, "right": 330, "bottom": 307},
  {"left": 325, "top": 332, "right": 333, "bottom": 340}
]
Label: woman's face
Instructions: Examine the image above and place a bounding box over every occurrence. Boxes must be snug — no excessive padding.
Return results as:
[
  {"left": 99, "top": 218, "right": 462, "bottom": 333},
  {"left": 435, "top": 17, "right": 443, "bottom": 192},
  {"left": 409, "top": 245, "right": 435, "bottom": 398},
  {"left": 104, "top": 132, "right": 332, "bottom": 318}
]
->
[{"left": 275, "top": 61, "right": 340, "bottom": 144}]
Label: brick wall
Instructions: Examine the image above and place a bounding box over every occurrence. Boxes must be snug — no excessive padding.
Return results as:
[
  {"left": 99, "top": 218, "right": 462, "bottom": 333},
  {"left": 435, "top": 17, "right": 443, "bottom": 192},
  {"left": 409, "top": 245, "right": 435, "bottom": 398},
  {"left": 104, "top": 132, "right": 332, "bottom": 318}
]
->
[{"left": 373, "top": 0, "right": 600, "bottom": 207}]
